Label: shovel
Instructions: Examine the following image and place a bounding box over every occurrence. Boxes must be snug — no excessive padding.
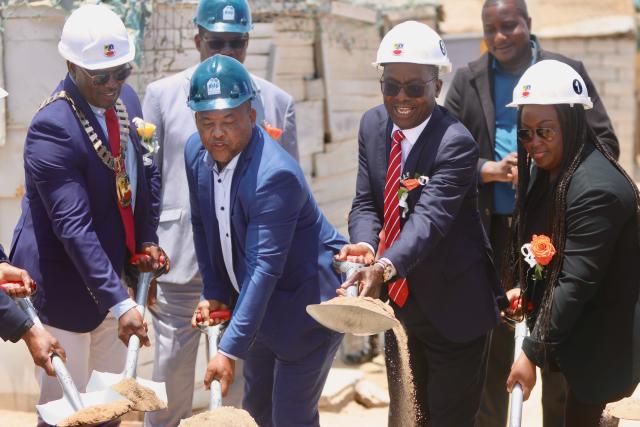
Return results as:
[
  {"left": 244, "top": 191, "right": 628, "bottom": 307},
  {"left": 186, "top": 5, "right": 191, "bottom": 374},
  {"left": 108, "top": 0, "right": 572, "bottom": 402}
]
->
[
  {"left": 3, "top": 292, "right": 131, "bottom": 426},
  {"left": 86, "top": 254, "right": 168, "bottom": 408},
  {"left": 306, "top": 260, "right": 398, "bottom": 336},
  {"left": 508, "top": 320, "right": 529, "bottom": 427},
  {"left": 196, "top": 310, "right": 231, "bottom": 410}
]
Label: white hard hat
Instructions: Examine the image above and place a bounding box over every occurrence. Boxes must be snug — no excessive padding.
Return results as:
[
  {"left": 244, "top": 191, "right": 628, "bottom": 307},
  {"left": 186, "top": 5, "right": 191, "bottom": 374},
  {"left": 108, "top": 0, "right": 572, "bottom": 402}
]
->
[
  {"left": 58, "top": 4, "right": 135, "bottom": 70},
  {"left": 507, "top": 60, "right": 592, "bottom": 109},
  {"left": 373, "top": 21, "right": 452, "bottom": 74}
]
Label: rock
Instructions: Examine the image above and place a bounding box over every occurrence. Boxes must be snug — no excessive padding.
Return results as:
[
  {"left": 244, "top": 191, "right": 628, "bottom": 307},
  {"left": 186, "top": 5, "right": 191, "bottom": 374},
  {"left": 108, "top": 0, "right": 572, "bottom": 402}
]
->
[
  {"left": 319, "top": 368, "right": 363, "bottom": 409},
  {"left": 354, "top": 379, "right": 389, "bottom": 408}
]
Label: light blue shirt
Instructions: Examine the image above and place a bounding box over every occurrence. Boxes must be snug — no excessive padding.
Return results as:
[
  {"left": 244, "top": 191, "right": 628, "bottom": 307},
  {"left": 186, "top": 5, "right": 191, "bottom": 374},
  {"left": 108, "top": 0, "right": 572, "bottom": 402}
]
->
[{"left": 491, "top": 40, "right": 537, "bottom": 215}]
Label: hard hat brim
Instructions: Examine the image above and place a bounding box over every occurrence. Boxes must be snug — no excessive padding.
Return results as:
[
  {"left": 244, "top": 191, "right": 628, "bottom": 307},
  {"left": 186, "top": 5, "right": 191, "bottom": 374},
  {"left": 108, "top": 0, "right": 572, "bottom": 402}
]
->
[
  {"left": 372, "top": 60, "right": 452, "bottom": 75},
  {"left": 196, "top": 21, "right": 253, "bottom": 34},
  {"left": 58, "top": 35, "right": 136, "bottom": 71},
  {"left": 507, "top": 97, "right": 593, "bottom": 110},
  {"left": 188, "top": 94, "right": 254, "bottom": 112}
]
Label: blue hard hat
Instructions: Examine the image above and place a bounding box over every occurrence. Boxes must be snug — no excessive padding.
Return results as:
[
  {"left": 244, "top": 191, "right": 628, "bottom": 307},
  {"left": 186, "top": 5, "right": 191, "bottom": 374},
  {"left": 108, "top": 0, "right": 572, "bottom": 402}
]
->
[
  {"left": 194, "top": 0, "right": 252, "bottom": 33},
  {"left": 188, "top": 54, "right": 256, "bottom": 112}
]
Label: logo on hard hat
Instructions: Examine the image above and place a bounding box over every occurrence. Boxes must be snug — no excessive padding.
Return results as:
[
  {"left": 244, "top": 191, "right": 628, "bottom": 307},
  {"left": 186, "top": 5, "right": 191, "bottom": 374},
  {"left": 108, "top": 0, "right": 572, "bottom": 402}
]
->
[
  {"left": 522, "top": 84, "right": 531, "bottom": 98},
  {"left": 572, "top": 79, "right": 583, "bottom": 95},
  {"left": 207, "top": 78, "right": 221, "bottom": 96},
  {"left": 392, "top": 43, "right": 404, "bottom": 56},
  {"left": 104, "top": 44, "right": 115, "bottom": 58},
  {"left": 223, "top": 5, "right": 235, "bottom": 21},
  {"left": 439, "top": 40, "right": 446, "bottom": 56}
]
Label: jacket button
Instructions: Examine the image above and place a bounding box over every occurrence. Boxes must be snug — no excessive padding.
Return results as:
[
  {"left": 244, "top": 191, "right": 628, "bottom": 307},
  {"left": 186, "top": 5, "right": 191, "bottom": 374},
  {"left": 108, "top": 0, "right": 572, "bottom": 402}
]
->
[{"left": 484, "top": 208, "right": 490, "bottom": 216}]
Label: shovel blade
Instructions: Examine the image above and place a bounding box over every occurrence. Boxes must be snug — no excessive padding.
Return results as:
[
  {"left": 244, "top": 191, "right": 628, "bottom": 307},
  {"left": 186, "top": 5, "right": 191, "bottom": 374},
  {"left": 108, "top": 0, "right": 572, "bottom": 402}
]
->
[
  {"left": 36, "top": 388, "right": 127, "bottom": 426},
  {"left": 86, "top": 370, "right": 168, "bottom": 406},
  {"left": 306, "top": 302, "right": 398, "bottom": 335}
]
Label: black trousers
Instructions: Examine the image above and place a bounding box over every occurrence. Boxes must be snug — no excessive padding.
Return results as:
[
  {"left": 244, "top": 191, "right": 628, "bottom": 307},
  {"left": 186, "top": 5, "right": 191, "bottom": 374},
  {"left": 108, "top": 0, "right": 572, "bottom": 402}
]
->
[
  {"left": 386, "top": 296, "right": 490, "bottom": 427},
  {"left": 476, "top": 215, "right": 567, "bottom": 427}
]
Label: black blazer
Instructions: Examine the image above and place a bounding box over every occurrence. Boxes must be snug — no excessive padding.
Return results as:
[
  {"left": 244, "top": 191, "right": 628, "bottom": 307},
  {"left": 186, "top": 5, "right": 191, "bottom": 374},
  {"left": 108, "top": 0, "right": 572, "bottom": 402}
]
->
[
  {"left": 0, "top": 246, "right": 30, "bottom": 342},
  {"left": 349, "top": 105, "right": 505, "bottom": 343},
  {"left": 444, "top": 37, "right": 619, "bottom": 234},
  {"left": 522, "top": 146, "right": 640, "bottom": 403}
]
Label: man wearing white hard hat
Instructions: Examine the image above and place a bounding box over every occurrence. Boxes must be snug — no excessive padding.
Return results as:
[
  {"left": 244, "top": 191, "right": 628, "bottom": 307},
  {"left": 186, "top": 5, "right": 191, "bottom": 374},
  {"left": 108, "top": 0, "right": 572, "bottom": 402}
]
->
[
  {"left": 9, "top": 5, "right": 166, "bottom": 425},
  {"left": 336, "top": 21, "right": 506, "bottom": 426}
]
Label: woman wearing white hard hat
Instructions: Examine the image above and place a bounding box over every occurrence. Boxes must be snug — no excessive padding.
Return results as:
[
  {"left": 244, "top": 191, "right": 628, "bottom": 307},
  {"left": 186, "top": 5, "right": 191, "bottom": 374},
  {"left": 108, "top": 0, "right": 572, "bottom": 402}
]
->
[{"left": 504, "top": 59, "right": 640, "bottom": 426}]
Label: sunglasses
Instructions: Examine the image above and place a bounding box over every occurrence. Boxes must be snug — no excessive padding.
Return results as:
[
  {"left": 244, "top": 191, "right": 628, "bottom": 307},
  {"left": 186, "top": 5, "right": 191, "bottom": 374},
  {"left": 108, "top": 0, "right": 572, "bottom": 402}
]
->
[
  {"left": 202, "top": 37, "right": 248, "bottom": 51},
  {"left": 517, "top": 128, "right": 558, "bottom": 142},
  {"left": 78, "top": 64, "right": 132, "bottom": 86},
  {"left": 380, "top": 77, "right": 437, "bottom": 98}
]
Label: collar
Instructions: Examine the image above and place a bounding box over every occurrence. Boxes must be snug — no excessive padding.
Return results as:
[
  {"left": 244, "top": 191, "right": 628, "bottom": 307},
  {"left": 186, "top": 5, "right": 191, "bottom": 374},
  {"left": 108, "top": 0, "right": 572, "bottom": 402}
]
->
[
  {"left": 491, "top": 38, "right": 538, "bottom": 74},
  {"left": 391, "top": 114, "right": 431, "bottom": 145},
  {"left": 204, "top": 150, "right": 241, "bottom": 174}
]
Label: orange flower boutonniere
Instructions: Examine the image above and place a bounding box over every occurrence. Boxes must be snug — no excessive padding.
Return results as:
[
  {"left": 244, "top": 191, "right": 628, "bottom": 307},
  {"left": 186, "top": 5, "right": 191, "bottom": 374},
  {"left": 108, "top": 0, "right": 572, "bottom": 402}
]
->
[
  {"left": 262, "top": 121, "right": 283, "bottom": 140},
  {"left": 521, "top": 234, "right": 556, "bottom": 280}
]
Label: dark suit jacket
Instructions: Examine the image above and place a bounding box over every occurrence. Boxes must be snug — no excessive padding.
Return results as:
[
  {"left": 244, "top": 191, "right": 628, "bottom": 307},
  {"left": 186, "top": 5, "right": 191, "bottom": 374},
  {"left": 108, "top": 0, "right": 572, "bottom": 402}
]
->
[
  {"left": 185, "top": 127, "right": 347, "bottom": 361},
  {"left": 349, "top": 105, "right": 505, "bottom": 343},
  {"left": 0, "top": 245, "right": 30, "bottom": 342},
  {"left": 444, "top": 38, "right": 619, "bottom": 234},
  {"left": 10, "top": 75, "right": 160, "bottom": 333},
  {"left": 522, "top": 145, "right": 640, "bottom": 403}
]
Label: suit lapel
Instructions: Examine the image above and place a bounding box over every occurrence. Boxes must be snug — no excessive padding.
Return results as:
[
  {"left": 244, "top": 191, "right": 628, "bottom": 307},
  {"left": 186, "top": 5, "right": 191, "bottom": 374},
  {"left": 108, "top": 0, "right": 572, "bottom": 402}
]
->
[
  {"left": 469, "top": 57, "right": 496, "bottom": 146},
  {"left": 230, "top": 126, "right": 261, "bottom": 215},
  {"left": 402, "top": 107, "right": 443, "bottom": 178}
]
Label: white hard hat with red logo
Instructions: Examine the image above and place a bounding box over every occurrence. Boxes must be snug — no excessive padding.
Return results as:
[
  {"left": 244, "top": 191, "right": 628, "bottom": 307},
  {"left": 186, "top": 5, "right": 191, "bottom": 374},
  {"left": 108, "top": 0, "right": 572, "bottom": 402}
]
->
[
  {"left": 58, "top": 4, "right": 135, "bottom": 70},
  {"left": 373, "top": 20, "right": 452, "bottom": 74},
  {"left": 507, "top": 60, "right": 593, "bottom": 109}
]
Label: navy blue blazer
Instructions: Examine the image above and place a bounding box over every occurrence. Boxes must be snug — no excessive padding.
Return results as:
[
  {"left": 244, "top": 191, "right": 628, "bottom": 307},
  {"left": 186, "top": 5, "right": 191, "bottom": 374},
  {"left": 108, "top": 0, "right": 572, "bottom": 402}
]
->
[
  {"left": 349, "top": 105, "right": 505, "bottom": 343},
  {"left": 185, "top": 127, "right": 347, "bottom": 360},
  {"left": 0, "top": 245, "right": 30, "bottom": 342},
  {"left": 10, "top": 75, "right": 160, "bottom": 333}
]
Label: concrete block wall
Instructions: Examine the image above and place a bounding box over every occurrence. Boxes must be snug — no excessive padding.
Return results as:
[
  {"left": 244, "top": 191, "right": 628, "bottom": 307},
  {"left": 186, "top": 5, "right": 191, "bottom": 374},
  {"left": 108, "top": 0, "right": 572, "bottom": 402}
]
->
[{"left": 538, "top": 36, "right": 637, "bottom": 173}]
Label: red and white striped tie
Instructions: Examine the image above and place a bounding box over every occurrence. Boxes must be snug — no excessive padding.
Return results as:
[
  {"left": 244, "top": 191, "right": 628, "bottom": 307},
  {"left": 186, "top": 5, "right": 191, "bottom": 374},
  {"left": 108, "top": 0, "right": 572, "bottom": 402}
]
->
[{"left": 383, "top": 130, "right": 409, "bottom": 307}]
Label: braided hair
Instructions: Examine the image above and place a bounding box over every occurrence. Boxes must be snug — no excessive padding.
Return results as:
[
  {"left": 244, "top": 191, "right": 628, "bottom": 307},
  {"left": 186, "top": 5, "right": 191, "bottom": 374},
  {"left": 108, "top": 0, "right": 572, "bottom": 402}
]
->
[{"left": 502, "top": 104, "right": 640, "bottom": 341}]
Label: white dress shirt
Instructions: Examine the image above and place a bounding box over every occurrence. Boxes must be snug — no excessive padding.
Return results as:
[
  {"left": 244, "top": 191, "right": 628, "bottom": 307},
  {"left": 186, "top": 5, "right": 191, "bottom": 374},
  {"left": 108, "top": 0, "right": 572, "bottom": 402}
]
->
[{"left": 359, "top": 114, "right": 432, "bottom": 276}]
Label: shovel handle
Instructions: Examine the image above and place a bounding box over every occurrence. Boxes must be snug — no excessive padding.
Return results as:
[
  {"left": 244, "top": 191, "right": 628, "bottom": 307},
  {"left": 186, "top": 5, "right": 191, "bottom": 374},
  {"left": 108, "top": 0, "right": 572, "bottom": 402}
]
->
[
  {"left": 508, "top": 321, "right": 529, "bottom": 427},
  {"left": 14, "top": 298, "right": 84, "bottom": 411},
  {"left": 333, "top": 260, "right": 364, "bottom": 297},
  {"left": 123, "top": 270, "right": 154, "bottom": 379},
  {"left": 196, "top": 309, "right": 232, "bottom": 324},
  {"left": 0, "top": 281, "right": 36, "bottom": 294},
  {"left": 207, "top": 324, "right": 224, "bottom": 410}
]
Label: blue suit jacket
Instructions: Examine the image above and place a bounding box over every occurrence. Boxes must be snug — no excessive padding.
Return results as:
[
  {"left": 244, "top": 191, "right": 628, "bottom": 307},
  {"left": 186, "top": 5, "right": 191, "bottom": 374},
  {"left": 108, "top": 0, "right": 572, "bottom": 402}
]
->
[
  {"left": 185, "top": 128, "right": 346, "bottom": 360},
  {"left": 10, "top": 75, "right": 160, "bottom": 333},
  {"left": 0, "top": 245, "right": 30, "bottom": 342},
  {"left": 349, "top": 105, "right": 505, "bottom": 343}
]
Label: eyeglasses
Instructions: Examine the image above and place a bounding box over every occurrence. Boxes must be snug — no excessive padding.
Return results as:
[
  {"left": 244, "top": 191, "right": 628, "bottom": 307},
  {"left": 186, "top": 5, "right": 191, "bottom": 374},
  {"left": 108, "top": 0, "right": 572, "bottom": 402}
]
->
[
  {"left": 202, "top": 37, "right": 248, "bottom": 51},
  {"left": 517, "top": 128, "right": 558, "bottom": 142},
  {"left": 380, "top": 77, "right": 437, "bottom": 98},
  {"left": 78, "top": 64, "right": 132, "bottom": 86}
]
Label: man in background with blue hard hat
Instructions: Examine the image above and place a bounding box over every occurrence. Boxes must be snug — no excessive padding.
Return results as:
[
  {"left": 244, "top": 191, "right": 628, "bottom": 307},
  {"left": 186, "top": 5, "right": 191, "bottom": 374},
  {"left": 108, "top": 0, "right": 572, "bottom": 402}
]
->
[
  {"left": 186, "top": 54, "right": 343, "bottom": 427},
  {"left": 142, "top": 0, "right": 299, "bottom": 424}
]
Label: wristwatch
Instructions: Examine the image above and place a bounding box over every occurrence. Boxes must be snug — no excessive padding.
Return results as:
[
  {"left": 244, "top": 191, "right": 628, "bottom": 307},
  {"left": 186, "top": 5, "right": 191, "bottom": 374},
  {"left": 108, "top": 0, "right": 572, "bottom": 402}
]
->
[{"left": 374, "top": 260, "right": 394, "bottom": 283}]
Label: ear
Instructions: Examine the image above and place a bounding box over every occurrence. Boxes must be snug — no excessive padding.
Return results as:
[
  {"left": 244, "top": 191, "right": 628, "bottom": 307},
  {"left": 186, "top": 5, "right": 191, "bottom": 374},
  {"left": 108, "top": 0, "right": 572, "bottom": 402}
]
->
[
  {"left": 434, "top": 79, "right": 443, "bottom": 98},
  {"left": 194, "top": 33, "right": 202, "bottom": 51},
  {"left": 250, "top": 106, "right": 257, "bottom": 127},
  {"left": 526, "top": 16, "right": 532, "bottom": 32},
  {"left": 67, "top": 61, "right": 75, "bottom": 78}
]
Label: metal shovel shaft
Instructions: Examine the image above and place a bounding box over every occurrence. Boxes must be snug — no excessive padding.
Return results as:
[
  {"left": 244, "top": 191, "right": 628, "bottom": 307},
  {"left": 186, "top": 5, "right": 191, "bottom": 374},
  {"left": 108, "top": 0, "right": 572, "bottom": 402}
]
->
[
  {"left": 123, "top": 271, "right": 153, "bottom": 379},
  {"left": 332, "top": 260, "right": 363, "bottom": 297},
  {"left": 207, "top": 325, "right": 224, "bottom": 410},
  {"left": 15, "top": 298, "right": 85, "bottom": 411},
  {"left": 508, "top": 321, "right": 529, "bottom": 427}
]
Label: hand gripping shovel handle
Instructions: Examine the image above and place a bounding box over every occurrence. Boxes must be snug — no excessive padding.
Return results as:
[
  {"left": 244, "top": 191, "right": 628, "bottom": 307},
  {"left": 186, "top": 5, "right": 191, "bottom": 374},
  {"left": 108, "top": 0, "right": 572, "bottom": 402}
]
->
[
  {"left": 508, "top": 321, "right": 529, "bottom": 427},
  {"left": 0, "top": 281, "right": 37, "bottom": 294},
  {"left": 14, "top": 297, "right": 84, "bottom": 411},
  {"left": 123, "top": 269, "right": 153, "bottom": 379},
  {"left": 332, "top": 260, "right": 364, "bottom": 297}
]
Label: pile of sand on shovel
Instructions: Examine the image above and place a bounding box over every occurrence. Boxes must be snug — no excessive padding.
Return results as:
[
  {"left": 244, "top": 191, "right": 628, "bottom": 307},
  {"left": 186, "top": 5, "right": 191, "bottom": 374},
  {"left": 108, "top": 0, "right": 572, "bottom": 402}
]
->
[
  {"left": 178, "top": 407, "right": 258, "bottom": 427},
  {"left": 112, "top": 378, "right": 167, "bottom": 412},
  {"left": 313, "top": 296, "right": 397, "bottom": 334},
  {"left": 58, "top": 399, "right": 132, "bottom": 427}
]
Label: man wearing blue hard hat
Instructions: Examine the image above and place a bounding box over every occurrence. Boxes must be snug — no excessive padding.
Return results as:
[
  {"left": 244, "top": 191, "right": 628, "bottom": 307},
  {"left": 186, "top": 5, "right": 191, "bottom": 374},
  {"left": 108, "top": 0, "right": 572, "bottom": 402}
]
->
[
  {"left": 185, "top": 54, "right": 344, "bottom": 427},
  {"left": 142, "top": 1, "right": 298, "bottom": 423}
]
